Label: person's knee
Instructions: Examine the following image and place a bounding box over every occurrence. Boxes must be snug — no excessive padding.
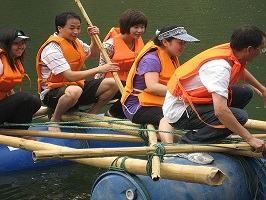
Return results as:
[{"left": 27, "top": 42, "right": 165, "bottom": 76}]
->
[
  {"left": 19, "top": 91, "right": 39, "bottom": 103},
  {"left": 65, "top": 86, "right": 82, "bottom": 100},
  {"left": 31, "top": 95, "right": 42, "bottom": 108},
  {"left": 243, "top": 84, "right": 254, "bottom": 99},
  {"left": 235, "top": 109, "right": 248, "bottom": 125},
  {"left": 99, "top": 79, "right": 119, "bottom": 97},
  {"left": 18, "top": 92, "right": 41, "bottom": 110},
  {"left": 103, "top": 78, "right": 118, "bottom": 90}
]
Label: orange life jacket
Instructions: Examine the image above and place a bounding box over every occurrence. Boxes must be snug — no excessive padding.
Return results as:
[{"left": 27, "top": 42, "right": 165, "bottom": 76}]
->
[
  {"left": 121, "top": 41, "right": 180, "bottom": 107},
  {"left": 103, "top": 27, "right": 145, "bottom": 81},
  {"left": 168, "top": 43, "right": 245, "bottom": 103},
  {"left": 0, "top": 49, "right": 24, "bottom": 100},
  {"left": 167, "top": 43, "right": 246, "bottom": 128},
  {"left": 36, "top": 35, "right": 87, "bottom": 93}
]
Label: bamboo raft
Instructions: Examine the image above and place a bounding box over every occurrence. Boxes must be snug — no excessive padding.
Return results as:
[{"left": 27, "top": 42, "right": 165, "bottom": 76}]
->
[
  {"left": 1, "top": 106, "right": 266, "bottom": 199},
  {"left": 1, "top": 2, "right": 265, "bottom": 198}
]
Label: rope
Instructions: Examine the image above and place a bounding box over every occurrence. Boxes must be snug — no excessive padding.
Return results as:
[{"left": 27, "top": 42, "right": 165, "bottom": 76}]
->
[
  {"left": 138, "top": 124, "right": 150, "bottom": 146},
  {"left": 109, "top": 156, "right": 129, "bottom": 173},
  {"left": 146, "top": 142, "right": 166, "bottom": 177},
  {"left": 226, "top": 154, "right": 266, "bottom": 199},
  {"left": 108, "top": 157, "right": 151, "bottom": 200}
]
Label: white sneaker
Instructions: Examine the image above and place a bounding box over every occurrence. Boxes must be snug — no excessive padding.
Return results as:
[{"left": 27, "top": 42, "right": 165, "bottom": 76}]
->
[{"left": 174, "top": 152, "right": 214, "bottom": 164}]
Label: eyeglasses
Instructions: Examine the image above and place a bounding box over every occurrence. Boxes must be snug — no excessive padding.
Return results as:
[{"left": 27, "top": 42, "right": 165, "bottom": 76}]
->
[{"left": 256, "top": 46, "right": 266, "bottom": 53}]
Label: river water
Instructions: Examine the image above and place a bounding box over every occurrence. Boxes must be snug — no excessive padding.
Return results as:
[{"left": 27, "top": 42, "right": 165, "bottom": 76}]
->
[{"left": 0, "top": 0, "right": 266, "bottom": 199}]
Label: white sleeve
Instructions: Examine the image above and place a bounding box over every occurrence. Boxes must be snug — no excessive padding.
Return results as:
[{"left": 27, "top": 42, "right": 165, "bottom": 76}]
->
[
  {"left": 199, "top": 59, "right": 231, "bottom": 99},
  {"left": 0, "top": 58, "right": 3, "bottom": 76},
  {"left": 95, "top": 38, "right": 114, "bottom": 79},
  {"left": 78, "top": 38, "right": 91, "bottom": 58},
  {"left": 41, "top": 42, "right": 70, "bottom": 75}
]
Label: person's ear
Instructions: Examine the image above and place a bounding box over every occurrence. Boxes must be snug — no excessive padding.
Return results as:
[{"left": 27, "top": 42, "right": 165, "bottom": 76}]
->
[{"left": 162, "top": 39, "right": 168, "bottom": 47}]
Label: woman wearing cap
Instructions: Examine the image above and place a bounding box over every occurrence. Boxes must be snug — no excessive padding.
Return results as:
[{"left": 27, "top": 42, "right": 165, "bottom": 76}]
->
[
  {"left": 0, "top": 28, "right": 41, "bottom": 130},
  {"left": 121, "top": 25, "right": 199, "bottom": 143}
]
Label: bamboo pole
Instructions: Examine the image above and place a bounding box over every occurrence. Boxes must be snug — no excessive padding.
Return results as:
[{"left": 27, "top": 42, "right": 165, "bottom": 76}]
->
[
  {"left": 249, "top": 84, "right": 262, "bottom": 97},
  {"left": 146, "top": 124, "right": 161, "bottom": 181},
  {"left": 244, "top": 119, "right": 266, "bottom": 132},
  {"left": 0, "top": 129, "right": 143, "bottom": 143},
  {"left": 230, "top": 133, "right": 266, "bottom": 139},
  {"left": 61, "top": 112, "right": 155, "bottom": 137},
  {"left": 74, "top": 0, "right": 124, "bottom": 93},
  {"left": 32, "top": 143, "right": 262, "bottom": 161},
  {"left": 34, "top": 108, "right": 266, "bottom": 136},
  {"left": 0, "top": 134, "right": 225, "bottom": 186}
]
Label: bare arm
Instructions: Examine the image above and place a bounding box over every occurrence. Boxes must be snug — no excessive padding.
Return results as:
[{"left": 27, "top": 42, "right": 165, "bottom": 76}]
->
[
  {"left": 243, "top": 69, "right": 266, "bottom": 107},
  {"left": 144, "top": 72, "right": 167, "bottom": 96},
  {"left": 61, "top": 63, "right": 119, "bottom": 82},
  {"left": 95, "top": 42, "right": 114, "bottom": 79},
  {"left": 212, "top": 92, "right": 265, "bottom": 152}
]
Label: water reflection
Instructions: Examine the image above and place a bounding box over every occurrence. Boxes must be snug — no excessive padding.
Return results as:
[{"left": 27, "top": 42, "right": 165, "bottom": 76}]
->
[{"left": 0, "top": 163, "right": 105, "bottom": 200}]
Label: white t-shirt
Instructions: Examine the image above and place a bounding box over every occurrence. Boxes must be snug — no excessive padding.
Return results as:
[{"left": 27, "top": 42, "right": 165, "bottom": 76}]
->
[
  {"left": 0, "top": 58, "right": 3, "bottom": 76},
  {"left": 95, "top": 38, "right": 114, "bottom": 79},
  {"left": 163, "top": 59, "right": 231, "bottom": 123},
  {"left": 39, "top": 34, "right": 91, "bottom": 100}
]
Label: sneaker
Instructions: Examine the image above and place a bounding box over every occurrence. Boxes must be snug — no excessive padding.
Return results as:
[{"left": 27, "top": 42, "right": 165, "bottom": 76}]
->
[
  {"left": 104, "top": 109, "right": 126, "bottom": 119},
  {"left": 174, "top": 152, "right": 214, "bottom": 164},
  {"left": 104, "top": 110, "right": 114, "bottom": 118}
]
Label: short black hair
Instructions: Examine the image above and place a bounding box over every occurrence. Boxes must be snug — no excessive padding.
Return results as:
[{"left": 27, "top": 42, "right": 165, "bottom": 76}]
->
[
  {"left": 55, "top": 11, "right": 81, "bottom": 33},
  {"left": 230, "top": 25, "right": 266, "bottom": 51}
]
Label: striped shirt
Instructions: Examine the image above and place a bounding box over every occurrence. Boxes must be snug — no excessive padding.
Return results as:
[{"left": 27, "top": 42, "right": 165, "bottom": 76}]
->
[{"left": 39, "top": 34, "right": 91, "bottom": 100}]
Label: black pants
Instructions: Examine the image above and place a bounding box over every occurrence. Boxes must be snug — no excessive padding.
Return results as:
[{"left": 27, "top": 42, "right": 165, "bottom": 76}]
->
[
  {"left": 132, "top": 106, "right": 164, "bottom": 127},
  {"left": 108, "top": 81, "right": 126, "bottom": 119},
  {"left": 171, "top": 84, "right": 253, "bottom": 144},
  {"left": 0, "top": 91, "right": 41, "bottom": 129}
]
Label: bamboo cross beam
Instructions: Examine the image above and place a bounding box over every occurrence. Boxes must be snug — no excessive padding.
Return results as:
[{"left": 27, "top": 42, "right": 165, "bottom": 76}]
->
[
  {"left": 74, "top": 0, "right": 124, "bottom": 93},
  {"left": 244, "top": 119, "right": 266, "bottom": 132},
  {"left": 32, "top": 142, "right": 262, "bottom": 162},
  {"left": 33, "top": 107, "right": 266, "bottom": 138},
  {"left": 61, "top": 112, "right": 159, "bottom": 137},
  {"left": 230, "top": 133, "right": 266, "bottom": 139},
  {"left": 0, "top": 134, "right": 225, "bottom": 186},
  {"left": 65, "top": 112, "right": 140, "bottom": 127},
  {"left": 0, "top": 129, "right": 143, "bottom": 143}
]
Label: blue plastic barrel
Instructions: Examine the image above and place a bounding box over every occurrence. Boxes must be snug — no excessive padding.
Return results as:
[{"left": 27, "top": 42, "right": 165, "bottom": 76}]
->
[
  {"left": 0, "top": 126, "right": 90, "bottom": 172},
  {"left": 91, "top": 153, "right": 266, "bottom": 200}
]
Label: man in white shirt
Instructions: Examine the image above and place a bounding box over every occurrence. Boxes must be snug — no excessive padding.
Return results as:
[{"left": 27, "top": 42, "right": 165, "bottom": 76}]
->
[
  {"left": 163, "top": 25, "right": 266, "bottom": 163},
  {"left": 36, "top": 11, "right": 119, "bottom": 132}
]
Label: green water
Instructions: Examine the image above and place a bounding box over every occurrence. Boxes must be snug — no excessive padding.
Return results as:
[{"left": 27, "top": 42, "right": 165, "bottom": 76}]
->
[{"left": 0, "top": 0, "right": 265, "bottom": 199}]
